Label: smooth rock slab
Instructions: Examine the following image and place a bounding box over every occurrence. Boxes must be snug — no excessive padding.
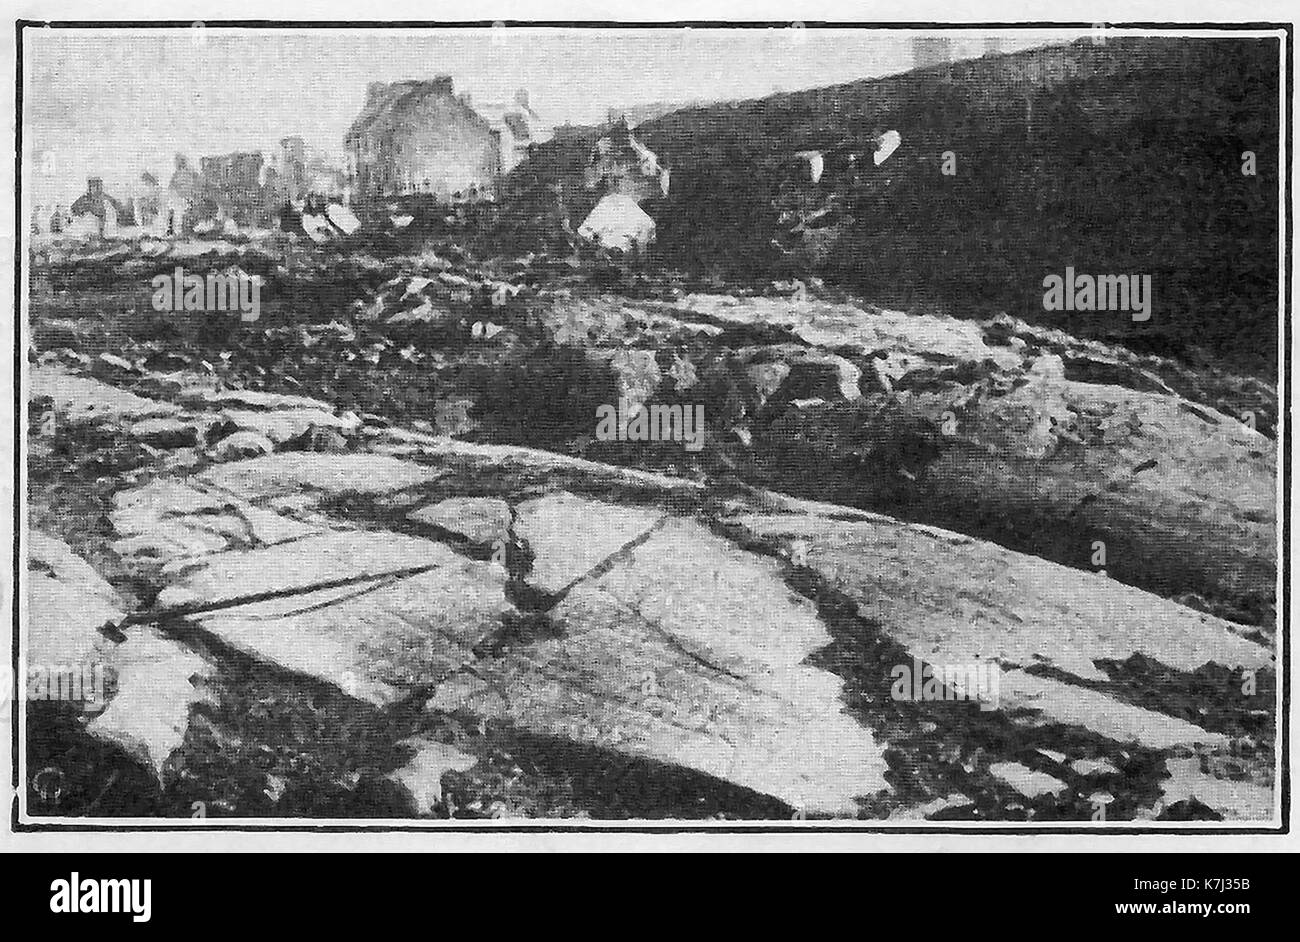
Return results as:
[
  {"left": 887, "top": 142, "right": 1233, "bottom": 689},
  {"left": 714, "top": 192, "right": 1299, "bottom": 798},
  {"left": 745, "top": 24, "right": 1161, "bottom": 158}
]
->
[
  {"left": 899, "top": 381, "right": 1276, "bottom": 620},
  {"left": 28, "top": 531, "right": 122, "bottom": 607},
  {"left": 730, "top": 513, "right": 1272, "bottom": 678},
  {"left": 1000, "top": 671, "right": 1229, "bottom": 750},
  {"left": 514, "top": 492, "right": 663, "bottom": 594},
  {"left": 200, "top": 453, "right": 442, "bottom": 501},
  {"left": 160, "top": 532, "right": 509, "bottom": 707},
  {"left": 430, "top": 517, "right": 887, "bottom": 815},
  {"left": 377, "top": 436, "right": 705, "bottom": 495},
  {"left": 26, "top": 533, "right": 123, "bottom": 667},
  {"left": 409, "top": 497, "right": 512, "bottom": 544},
  {"left": 111, "top": 479, "right": 319, "bottom": 565},
  {"left": 31, "top": 367, "right": 179, "bottom": 423}
]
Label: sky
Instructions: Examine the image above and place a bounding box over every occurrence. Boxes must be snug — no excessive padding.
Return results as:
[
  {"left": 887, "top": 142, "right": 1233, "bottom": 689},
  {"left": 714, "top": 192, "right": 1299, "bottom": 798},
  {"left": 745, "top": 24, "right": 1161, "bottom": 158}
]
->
[{"left": 23, "top": 26, "right": 1078, "bottom": 207}]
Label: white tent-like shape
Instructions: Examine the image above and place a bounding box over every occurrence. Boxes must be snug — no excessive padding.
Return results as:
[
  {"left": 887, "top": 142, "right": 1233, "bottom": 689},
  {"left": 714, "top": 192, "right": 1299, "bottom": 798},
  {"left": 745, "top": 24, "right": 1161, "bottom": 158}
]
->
[
  {"left": 578, "top": 194, "right": 656, "bottom": 252},
  {"left": 326, "top": 203, "right": 361, "bottom": 235},
  {"left": 874, "top": 129, "right": 902, "bottom": 166}
]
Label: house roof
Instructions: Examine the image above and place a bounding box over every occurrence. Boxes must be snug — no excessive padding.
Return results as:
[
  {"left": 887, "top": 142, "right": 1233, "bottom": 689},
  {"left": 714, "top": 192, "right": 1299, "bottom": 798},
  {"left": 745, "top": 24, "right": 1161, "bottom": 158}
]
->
[
  {"left": 70, "top": 190, "right": 124, "bottom": 219},
  {"left": 345, "top": 78, "right": 487, "bottom": 145}
]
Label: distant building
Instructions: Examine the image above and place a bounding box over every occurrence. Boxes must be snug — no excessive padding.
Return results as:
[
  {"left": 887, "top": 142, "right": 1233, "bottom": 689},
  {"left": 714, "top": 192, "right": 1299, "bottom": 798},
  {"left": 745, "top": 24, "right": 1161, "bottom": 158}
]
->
[
  {"left": 912, "top": 37, "right": 953, "bottom": 70},
  {"left": 475, "top": 88, "right": 553, "bottom": 176},
  {"left": 69, "top": 177, "right": 124, "bottom": 236},
  {"left": 345, "top": 77, "right": 501, "bottom": 204},
  {"left": 135, "top": 171, "right": 162, "bottom": 229},
  {"left": 305, "top": 156, "right": 349, "bottom": 201},
  {"left": 279, "top": 136, "right": 308, "bottom": 202},
  {"left": 166, "top": 154, "right": 207, "bottom": 234},
  {"left": 983, "top": 37, "right": 1004, "bottom": 57},
  {"left": 200, "top": 151, "right": 267, "bottom": 226}
]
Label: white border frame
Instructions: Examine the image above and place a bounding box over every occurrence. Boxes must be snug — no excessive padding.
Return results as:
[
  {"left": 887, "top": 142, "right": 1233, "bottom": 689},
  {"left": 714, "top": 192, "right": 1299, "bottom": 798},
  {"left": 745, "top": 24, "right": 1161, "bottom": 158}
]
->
[{"left": 1, "top": 1, "right": 1293, "bottom": 852}]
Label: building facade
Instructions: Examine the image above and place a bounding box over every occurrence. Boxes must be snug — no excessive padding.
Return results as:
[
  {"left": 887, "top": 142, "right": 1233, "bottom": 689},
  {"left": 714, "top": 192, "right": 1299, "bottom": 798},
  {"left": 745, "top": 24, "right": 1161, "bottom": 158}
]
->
[
  {"left": 345, "top": 77, "right": 501, "bottom": 203},
  {"left": 199, "top": 151, "right": 267, "bottom": 226}
]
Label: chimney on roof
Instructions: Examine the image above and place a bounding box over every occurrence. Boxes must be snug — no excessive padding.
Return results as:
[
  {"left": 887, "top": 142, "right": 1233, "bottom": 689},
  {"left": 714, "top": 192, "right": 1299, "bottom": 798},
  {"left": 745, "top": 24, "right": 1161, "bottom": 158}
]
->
[
  {"left": 87, "top": 177, "right": 103, "bottom": 197},
  {"left": 514, "top": 88, "right": 529, "bottom": 110},
  {"left": 431, "top": 75, "right": 454, "bottom": 95}
]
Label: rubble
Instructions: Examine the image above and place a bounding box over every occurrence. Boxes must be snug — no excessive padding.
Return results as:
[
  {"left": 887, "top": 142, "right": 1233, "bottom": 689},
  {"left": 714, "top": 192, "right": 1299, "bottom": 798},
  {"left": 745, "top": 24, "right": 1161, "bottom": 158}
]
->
[
  {"left": 988, "top": 762, "right": 1068, "bottom": 799},
  {"left": 603, "top": 349, "right": 663, "bottom": 420}
]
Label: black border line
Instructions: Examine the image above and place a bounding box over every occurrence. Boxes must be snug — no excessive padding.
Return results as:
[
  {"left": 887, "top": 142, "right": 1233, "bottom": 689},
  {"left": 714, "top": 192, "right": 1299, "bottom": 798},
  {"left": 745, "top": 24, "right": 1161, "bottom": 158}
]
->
[{"left": 9, "top": 19, "right": 1293, "bottom": 837}]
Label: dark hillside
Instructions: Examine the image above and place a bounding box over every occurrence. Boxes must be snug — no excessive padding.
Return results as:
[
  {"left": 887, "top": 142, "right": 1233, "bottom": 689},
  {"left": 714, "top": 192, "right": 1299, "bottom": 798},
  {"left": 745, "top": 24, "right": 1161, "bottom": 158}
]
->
[{"left": 511, "top": 38, "right": 1281, "bottom": 377}]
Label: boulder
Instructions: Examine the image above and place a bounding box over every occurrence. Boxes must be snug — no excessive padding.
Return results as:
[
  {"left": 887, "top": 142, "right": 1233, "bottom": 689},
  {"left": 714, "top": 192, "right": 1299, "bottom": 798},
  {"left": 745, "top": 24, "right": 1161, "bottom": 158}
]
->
[{"left": 210, "top": 429, "right": 275, "bottom": 461}]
